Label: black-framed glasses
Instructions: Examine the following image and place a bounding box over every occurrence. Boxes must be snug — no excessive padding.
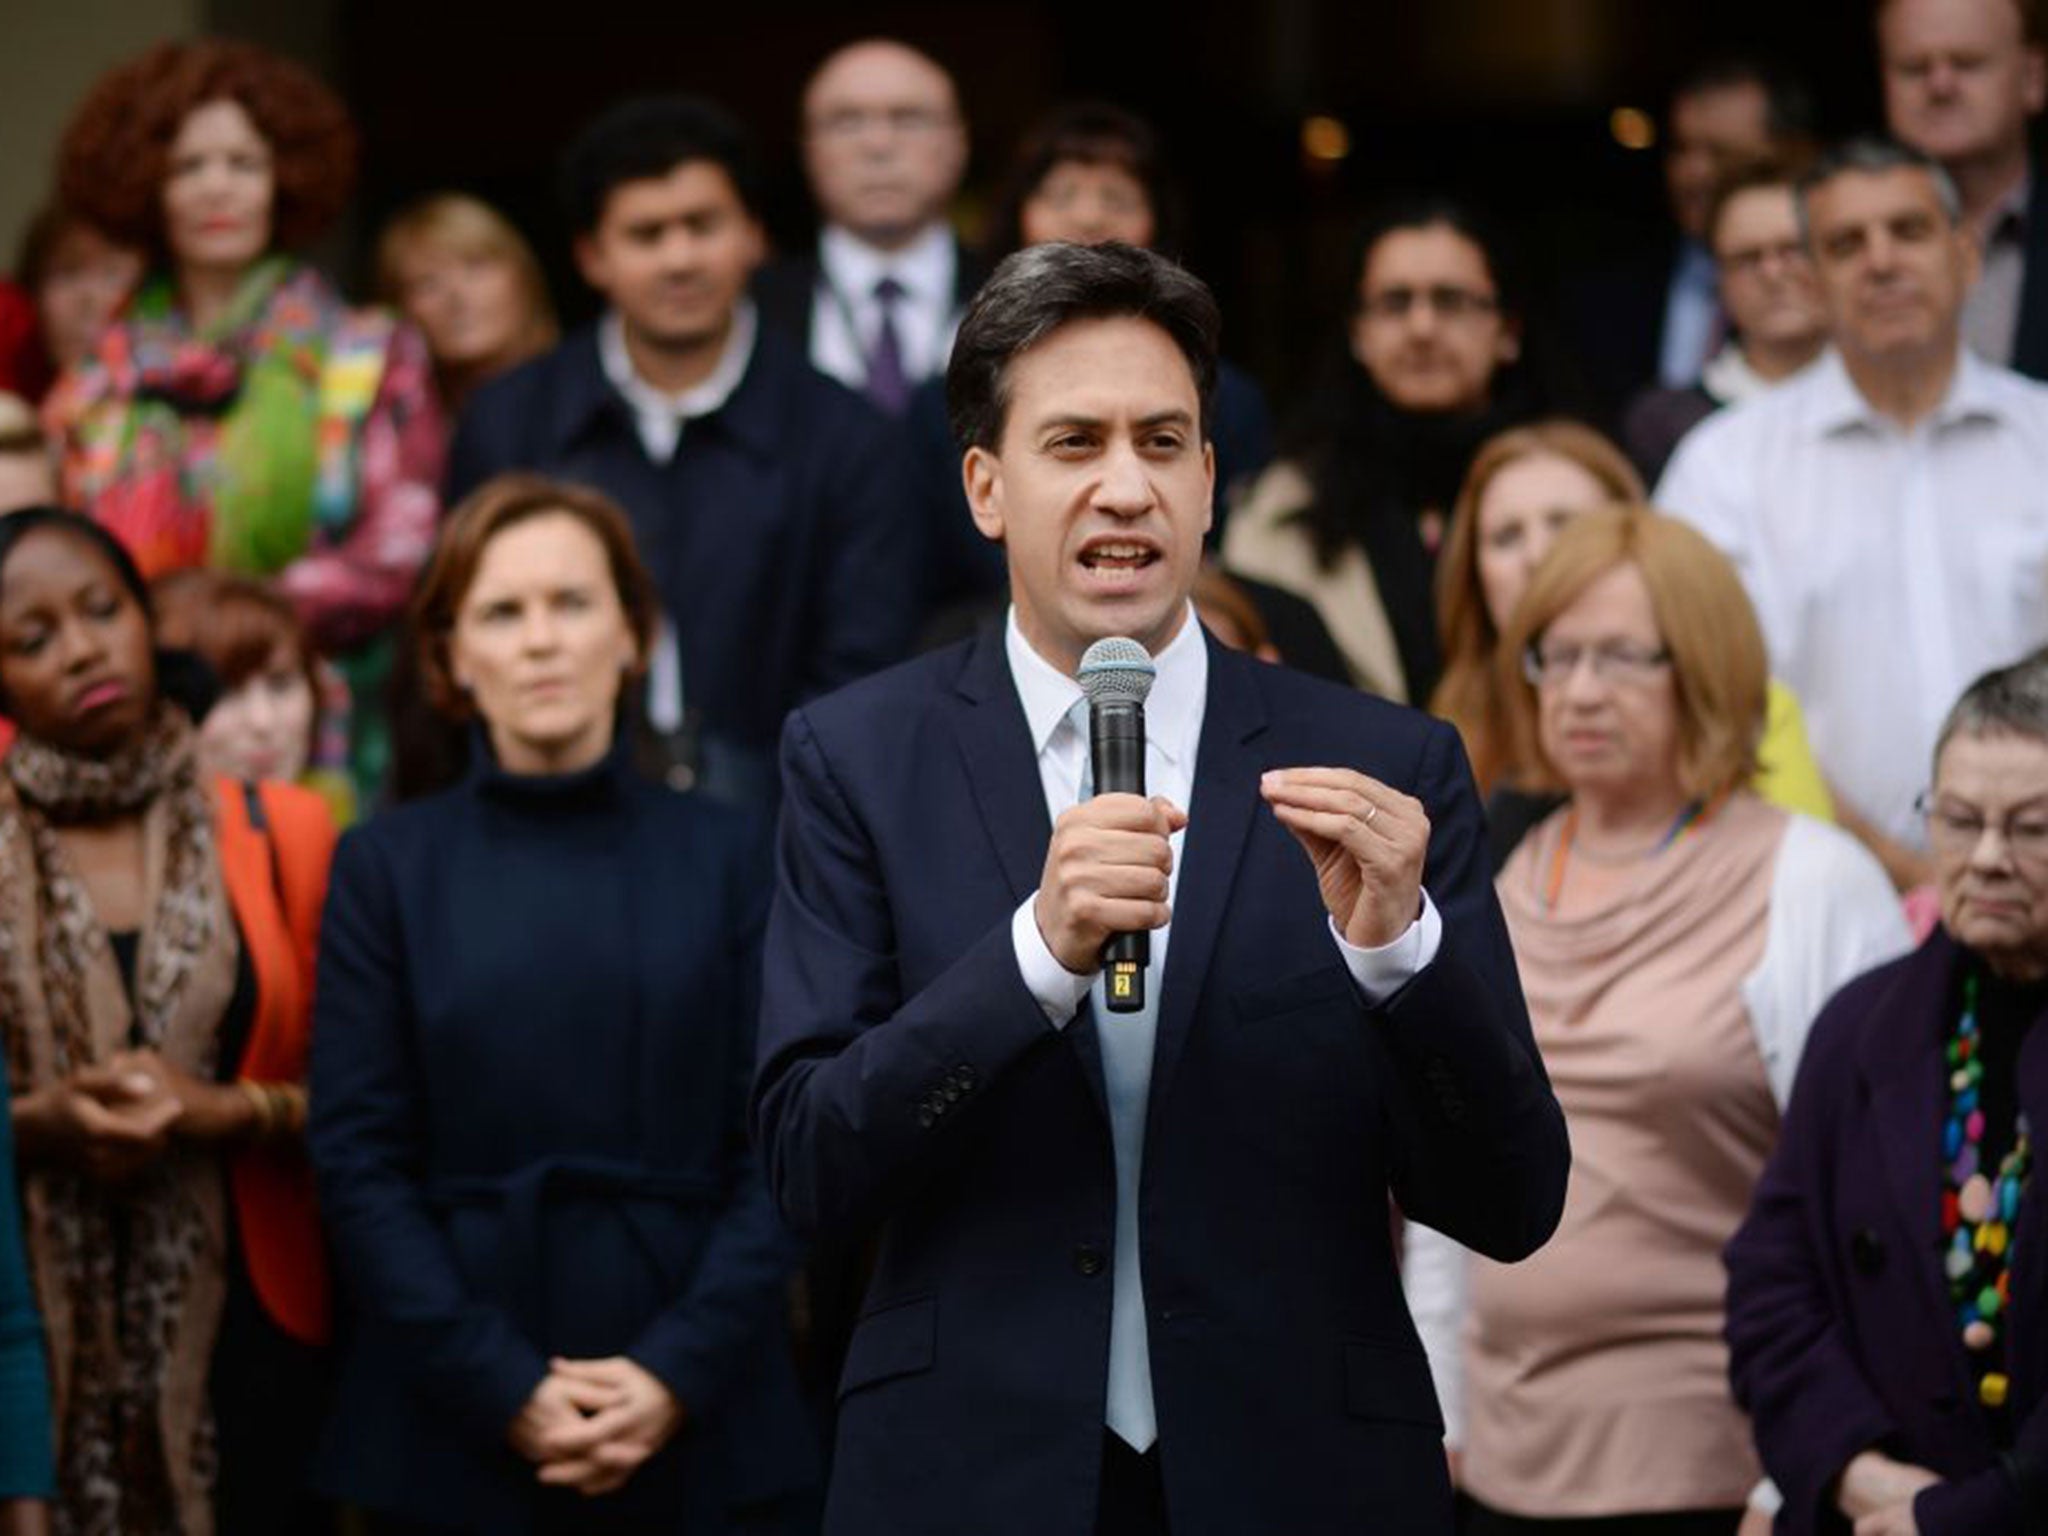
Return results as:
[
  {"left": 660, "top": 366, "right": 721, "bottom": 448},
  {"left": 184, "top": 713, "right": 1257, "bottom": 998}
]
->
[
  {"left": 1359, "top": 284, "right": 1500, "bottom": 322},
  {"left": 1522, "top": 641, "right": 1672, "bottom": 688}
]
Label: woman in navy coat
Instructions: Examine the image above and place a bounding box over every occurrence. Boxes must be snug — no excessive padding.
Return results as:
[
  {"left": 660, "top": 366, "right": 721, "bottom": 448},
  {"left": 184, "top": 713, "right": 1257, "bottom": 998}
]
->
[
  {"left": 1726, "top": 654, "right": 2048, "bottom": 1536},
  {"left": 308, "top": 473, "right": 811, "bottom": 1534}
]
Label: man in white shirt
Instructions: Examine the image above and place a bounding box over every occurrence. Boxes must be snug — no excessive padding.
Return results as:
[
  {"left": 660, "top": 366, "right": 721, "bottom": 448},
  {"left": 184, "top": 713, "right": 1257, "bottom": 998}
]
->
[
  {"left": 1880, "top": 0, "right": 2048, "bottom": 375},
  {"left": 1657, "top": 136, "right": 2048, "bottom": 887},
  {"left": 753, "top": 38, "right": 980, "bottom": 414},
  {"left": 753, "top": 241, "right": 1567, "bottom": 1536}
]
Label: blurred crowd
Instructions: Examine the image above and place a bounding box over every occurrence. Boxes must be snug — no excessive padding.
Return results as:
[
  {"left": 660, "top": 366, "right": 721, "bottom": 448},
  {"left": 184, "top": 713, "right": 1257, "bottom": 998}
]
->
[{"left": 2, "top": 1, "right": 2048, "bottom": 1533}]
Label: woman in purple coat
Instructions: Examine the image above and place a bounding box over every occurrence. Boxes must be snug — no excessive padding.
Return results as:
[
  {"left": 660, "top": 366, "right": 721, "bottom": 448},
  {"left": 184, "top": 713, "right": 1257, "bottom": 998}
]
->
[{"left": 1726, "top": 652, "right": 2048, "bottom": 1536}]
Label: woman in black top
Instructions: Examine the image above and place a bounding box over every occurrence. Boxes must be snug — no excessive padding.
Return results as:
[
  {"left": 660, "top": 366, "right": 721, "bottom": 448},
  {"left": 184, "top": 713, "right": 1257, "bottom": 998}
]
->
[{"left": 309, "top": 474, "right": 811, "bottom": 1535}]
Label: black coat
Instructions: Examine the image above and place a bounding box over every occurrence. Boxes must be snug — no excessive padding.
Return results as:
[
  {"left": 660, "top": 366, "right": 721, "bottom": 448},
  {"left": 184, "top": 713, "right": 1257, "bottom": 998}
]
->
[{"left": 310, "top": 742, "right": 813, "bottom": 1532}]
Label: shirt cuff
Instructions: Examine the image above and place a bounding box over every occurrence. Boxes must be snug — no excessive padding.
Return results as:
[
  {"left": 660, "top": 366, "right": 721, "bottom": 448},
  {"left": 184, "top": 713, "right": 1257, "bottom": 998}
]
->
[
  {"left": 1330, "top": 889, "right": 1442, "bottom": 1006},
  {"left": 1012, "top": 895, "right": 1094, "bottom": 1028}
]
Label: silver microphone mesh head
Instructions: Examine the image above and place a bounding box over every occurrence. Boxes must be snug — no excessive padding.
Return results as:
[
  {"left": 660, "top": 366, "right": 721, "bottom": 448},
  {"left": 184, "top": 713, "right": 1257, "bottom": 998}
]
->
[{"left": 1077, "top": 637, "right": 1157, "bottom": 707}]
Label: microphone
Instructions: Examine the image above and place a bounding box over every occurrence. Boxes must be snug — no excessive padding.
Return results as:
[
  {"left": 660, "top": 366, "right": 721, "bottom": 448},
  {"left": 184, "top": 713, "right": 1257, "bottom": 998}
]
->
[{"left": 1078, "top": 637, "right": 1158, "bottom": 1014}]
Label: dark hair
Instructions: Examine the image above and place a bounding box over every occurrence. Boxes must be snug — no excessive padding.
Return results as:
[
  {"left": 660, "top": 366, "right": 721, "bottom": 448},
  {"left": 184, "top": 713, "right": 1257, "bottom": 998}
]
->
[
  {"left": 410, "top": 473, "right": 658, "bottom": 719},
  {"left": 0, "top": 506, "right": 214, "bottom": 720},
  {"left": 945, "top": 241, "right": 1220, "bottom": 452},
  {"left": 987, "top": 101, "right": 1185, "bottom": 258},
  {"left": 1703, "top": 151, "right": 1816, "bottom": 253},
  {"left": 1669, "top": 54, "right": 1817, "bottom": 145},
  {"left": 559, "top": 95, "right": 764, "bottom": 235},
  {"left": 56, "top": 39, "right": 357, "bottom": 256},
  {"left": 1796, "top": 134, "right": 1963, "bottom": 241},
  {"left": 1348, "top": 191, "right": 1523, "bottom": 322}
]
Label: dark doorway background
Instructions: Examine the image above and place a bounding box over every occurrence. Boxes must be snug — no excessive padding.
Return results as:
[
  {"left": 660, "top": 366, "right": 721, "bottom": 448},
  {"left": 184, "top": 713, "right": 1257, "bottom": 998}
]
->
[{"left": 341, "top": 0, "right": 1892, "bottom": 419}]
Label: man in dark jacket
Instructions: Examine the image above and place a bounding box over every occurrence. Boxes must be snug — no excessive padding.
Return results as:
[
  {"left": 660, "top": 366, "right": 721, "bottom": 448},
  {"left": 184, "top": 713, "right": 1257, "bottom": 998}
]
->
[{"left": 448, "top": 96, "right": 915, "bottom": 809}]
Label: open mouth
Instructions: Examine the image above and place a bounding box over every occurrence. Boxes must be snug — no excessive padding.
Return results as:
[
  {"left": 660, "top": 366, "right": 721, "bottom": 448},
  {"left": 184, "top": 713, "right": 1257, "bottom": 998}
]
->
[{"left": 1077, "top": 539, "right": 1162, "bottom": 576}]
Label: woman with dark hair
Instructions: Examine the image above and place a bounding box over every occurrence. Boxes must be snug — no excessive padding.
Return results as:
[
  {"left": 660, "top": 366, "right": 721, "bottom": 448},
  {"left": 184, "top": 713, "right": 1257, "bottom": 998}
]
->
[
  {"left": 152, "top": 568, "right": 357, "bottom": 823},
  {"left": 0, "top": 505, "right": 337, "bottom": 1533},
  {"left": 915, "top": 101, "right": 1274, "bottom": 621},
  {"left": 309, "top": 473, "right": 812, "bottom": 1534},
  {"left": 1225, "top": 193, "right": 1543, "bottom": 704},
  {"left": 42, "top": 39, "right": 445, "bottom": 801}
]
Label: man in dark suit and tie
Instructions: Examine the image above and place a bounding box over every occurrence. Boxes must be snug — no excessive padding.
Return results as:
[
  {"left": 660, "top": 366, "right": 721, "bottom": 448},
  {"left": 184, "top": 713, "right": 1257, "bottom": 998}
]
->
[
  {"left": 753, "top": 39, "right": 986, "bottom": 414},
  {"left": 752, "top": 242, "right": 1570, "bottom": 1536}
]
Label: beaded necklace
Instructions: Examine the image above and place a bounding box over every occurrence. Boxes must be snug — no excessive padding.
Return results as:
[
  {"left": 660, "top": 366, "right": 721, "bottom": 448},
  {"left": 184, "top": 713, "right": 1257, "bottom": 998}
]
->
[
  {"left": 1941, "top": 968, "right": 2031, "bottom": 1411},
  {"left": 1540, "top": 797, "right": 1711, "bottom": 910}
]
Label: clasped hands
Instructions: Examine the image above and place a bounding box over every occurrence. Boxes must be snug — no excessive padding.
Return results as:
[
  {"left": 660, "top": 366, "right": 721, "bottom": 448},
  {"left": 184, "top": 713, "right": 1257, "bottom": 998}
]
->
[
  {"left": 17, "top": 1048, "right": 254, "bottom": 1181},
  {"left": 509, "top": 1356, "right": 683, "bottom": 1497},
  {"left": 1837, "top": 1450, "right": 1940, "bottom": 1536},
  {"left": 1033, "top": 766, "right": 1428, "bottom": 972}
]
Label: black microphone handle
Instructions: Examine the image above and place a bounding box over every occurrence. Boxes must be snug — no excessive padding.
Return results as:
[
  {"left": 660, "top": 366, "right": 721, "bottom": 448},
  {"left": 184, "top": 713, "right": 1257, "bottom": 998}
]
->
[{"left": 1089, "top": 699, "right": 1150, "bottom": 1014}]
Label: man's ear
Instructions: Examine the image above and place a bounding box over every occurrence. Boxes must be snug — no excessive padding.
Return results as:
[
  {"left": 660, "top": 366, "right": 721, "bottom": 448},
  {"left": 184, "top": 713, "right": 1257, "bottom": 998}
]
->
[
  {"left": 571, "top": 232, "right": 607, "bottom": 295},
  {"left": 963, "top": 446, "right": 1005, "bottom": 544}
]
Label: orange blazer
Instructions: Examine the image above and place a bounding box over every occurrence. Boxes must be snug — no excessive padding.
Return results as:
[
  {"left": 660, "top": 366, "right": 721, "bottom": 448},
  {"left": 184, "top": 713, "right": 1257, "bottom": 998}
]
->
[{"left": 213, "top": 777, "right": 337, "bottom": 1346}]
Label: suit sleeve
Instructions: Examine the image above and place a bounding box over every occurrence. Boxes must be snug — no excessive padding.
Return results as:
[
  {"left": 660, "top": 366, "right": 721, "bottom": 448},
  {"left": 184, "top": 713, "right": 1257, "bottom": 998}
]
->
[
  {"left": 629, "top": 827, "right": 807, "bottom": 1414},
  {"left": 751, "top": 707, "right": 1059, "bottom": 1244},
  {"left": 1375, "top": 718, "right": 1570, "bottom": 1263},
  {"left": 308, "top": 829, "right": 548, "bottom": 1436},
  {"left": 1723, "top": 1002, "right": 1902, "bottom": 1536}
]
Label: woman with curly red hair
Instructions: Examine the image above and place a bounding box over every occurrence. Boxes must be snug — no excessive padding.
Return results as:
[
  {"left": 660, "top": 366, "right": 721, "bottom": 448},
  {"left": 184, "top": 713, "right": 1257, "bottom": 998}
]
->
[{"left": 41, "top": 40, "right": 445, "bottom": 805}]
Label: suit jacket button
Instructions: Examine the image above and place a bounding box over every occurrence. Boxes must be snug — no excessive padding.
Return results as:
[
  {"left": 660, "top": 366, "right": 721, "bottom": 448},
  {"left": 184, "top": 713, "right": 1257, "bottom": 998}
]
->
[
  {"left": 917, "top": 1108, "right": 936, "bottom": 1129},
  {"left": 1074, "top": 1244, "right": 1106, "bottom": 1277},
  {"left": 1851, "top": 1228, "right": 1886, "bottom": 1275}
]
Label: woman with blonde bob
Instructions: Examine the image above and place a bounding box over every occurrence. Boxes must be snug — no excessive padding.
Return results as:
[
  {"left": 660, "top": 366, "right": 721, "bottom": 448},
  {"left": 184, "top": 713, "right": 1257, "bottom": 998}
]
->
[
  {"left": 1429, "top": 419, "right": 1832, "bottom": 867},
  {"left": 1404, "top": 508, "right": 1908, "bottom": 1536},
  {"left": 374, "top": 194, "right": 557, "bottom": 413}
]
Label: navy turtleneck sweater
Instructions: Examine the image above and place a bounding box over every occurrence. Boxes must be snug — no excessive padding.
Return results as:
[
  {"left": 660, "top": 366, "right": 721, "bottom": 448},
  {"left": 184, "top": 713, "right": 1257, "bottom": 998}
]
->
[{"left": 308, "top": 734, "right": 813, "bottom": 1533}]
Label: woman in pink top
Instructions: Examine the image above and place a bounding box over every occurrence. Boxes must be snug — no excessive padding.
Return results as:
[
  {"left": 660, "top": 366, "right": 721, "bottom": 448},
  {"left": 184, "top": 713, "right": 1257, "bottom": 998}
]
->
[{"left": 1405, "top": 509, "right": 1908, "bottom": 1535}]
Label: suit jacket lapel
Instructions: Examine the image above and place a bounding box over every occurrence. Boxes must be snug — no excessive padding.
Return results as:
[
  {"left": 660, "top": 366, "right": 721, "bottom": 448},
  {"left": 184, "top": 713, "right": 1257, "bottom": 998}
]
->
[
  {"left": 1147, "top": 636, "right": 1269, "bottom": 1122},
  {"left": 949, "top": 625, "right": 1109, "bottom": 1117}
]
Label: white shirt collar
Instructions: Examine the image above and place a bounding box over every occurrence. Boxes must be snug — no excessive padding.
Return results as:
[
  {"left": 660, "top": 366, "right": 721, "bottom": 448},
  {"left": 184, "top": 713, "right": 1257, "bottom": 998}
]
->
[
  {"left": 599, "top": 298, "right": 757, "bottom": 423},
  {"left": 1005, "top": 603, "right": 1208, "bottom": 767},
  {"left": 1808, "top": 343, "right": 2007, "bottom": 437},
  {"left": 819, "top": 221, "right": 955, "bottom": 308},
  {"left": 1701, "top": 342, "right": 1770, "bottom": 404}
]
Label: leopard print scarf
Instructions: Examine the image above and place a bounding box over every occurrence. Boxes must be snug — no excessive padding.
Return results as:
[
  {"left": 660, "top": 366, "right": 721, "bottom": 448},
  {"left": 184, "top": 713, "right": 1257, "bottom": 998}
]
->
[{"left": 0, "top": 706, "right": 238, "bottom": 1536}]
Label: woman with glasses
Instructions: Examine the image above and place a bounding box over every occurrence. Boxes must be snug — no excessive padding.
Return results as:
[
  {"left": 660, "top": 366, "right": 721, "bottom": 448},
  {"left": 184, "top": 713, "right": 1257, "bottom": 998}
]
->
[
  {"left": 1727, "top": 651, "right": 2048, "bottom": 1536},
  {"left": 1225, "top": 193, "right": 1550, "bottom": 704},
  {"left": 1404, "top": 508, "right": 1907, "bottom": 1535}
]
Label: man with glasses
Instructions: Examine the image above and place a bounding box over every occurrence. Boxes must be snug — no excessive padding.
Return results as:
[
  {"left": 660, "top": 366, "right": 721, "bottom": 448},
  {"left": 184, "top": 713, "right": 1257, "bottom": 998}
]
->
[
  {"left": 1622, "top": 155, "right": 1829, "bottom": 480},
  {"left": 755, "top": 39, "right": 984, "bottom": 415},
  {"left": 1658, "top": 136, "right": 2048, "bottom": 890}
]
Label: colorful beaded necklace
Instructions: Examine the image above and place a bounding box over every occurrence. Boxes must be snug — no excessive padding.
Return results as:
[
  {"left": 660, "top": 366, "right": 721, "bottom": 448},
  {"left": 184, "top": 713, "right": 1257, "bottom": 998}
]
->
[{"left": 1941, "top": 968, "right": 2031, "bottom": 1410}]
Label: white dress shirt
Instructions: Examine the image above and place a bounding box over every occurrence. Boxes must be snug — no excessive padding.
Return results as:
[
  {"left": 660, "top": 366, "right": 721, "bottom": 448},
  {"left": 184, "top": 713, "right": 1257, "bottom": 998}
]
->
[
  {"left": 1001, "top": 606, "right": 1441, "bottom": 1025},
  {"left": 809, "top": 223, "right": 960, "bottom": 394},
  {"left": 1656, "top": 346, "right": 2048, "bottom": 845}
]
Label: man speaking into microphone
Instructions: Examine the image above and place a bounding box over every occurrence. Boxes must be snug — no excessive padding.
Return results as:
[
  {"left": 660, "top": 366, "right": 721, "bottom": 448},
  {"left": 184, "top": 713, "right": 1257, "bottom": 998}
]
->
[{"left": 752, "top": 242, "right": 1568, "bottom": 1536}]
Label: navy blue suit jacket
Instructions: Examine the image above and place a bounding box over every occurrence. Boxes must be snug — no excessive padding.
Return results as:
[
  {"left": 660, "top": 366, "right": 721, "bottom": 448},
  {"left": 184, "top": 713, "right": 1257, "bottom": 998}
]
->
[
  {"left": 752, "top": 626, "right": 1569, "bottom": 1536},
  {"left": 445, "top": 323, "right": 916, "bottom": 784}
]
